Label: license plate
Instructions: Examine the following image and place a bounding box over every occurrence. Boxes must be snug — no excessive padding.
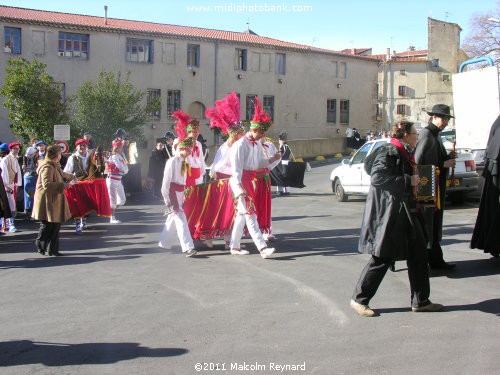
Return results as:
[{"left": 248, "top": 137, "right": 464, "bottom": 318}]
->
[{"left": 446, "top": 179, "right": 460, "bottom": 187}]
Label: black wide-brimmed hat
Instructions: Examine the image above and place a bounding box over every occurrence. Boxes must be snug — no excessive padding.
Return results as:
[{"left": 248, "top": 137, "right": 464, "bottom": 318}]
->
[{"left": 426, "top": 104, "right": 454, "bottom": 118}]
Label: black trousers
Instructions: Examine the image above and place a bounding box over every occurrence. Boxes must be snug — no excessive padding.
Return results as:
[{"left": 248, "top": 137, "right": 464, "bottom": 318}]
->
[
  {"left": 428, "top": 219, "right": 445, "bottom": 265},
  {"left": 36, "top": 221, "right": 61, "bottom": 255},
  {"left": 353, "top": 215, "right": 431, "bottom": 308}
]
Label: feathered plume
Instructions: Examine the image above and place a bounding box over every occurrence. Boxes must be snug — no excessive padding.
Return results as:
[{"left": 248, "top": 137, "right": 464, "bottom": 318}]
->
[
  {"left": 251, "top": 96, "right": 271, "bottom": 124},
  {"left": 172, "top": 110, "right": 191, "bottom": 141},
  {"left": 206, "top": 92, "right": 242, "bottom": 135}
]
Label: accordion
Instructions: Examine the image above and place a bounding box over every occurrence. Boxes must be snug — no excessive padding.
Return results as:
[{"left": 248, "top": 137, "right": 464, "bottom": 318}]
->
[{"left": 414, "top": 164, "right": 438, "bottom": 206}]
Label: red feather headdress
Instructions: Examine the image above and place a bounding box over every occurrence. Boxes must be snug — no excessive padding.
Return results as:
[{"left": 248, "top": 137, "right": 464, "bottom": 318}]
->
[{"left": 250, "top": 96, "right": 272, "bottom": 131}]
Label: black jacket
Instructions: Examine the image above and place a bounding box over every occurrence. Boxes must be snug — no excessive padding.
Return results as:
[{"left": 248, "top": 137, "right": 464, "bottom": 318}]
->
[{"left": 358, "top": 143, "right": 421, "bottom": 260}]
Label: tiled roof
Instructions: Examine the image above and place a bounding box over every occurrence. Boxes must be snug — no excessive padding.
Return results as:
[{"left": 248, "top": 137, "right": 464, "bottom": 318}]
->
[{"left": 0, "top": 5, "right": 377, "bottom": 61}]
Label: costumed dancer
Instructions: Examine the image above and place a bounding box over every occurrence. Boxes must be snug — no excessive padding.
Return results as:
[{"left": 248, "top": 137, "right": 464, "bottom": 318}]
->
[
  {"left": 172, "top": 111, "right": 206, "bottom": 187},
  {"left": 64, "top": 138, "right": 94, "bottom": 233},
  {"left": 158, "top": 126, "right": 197, "bottom": 257},
  {"left": 106, "top": 140, "right": 129, "bottom": 224},
  {"left": 258, "top": 137, "right": 281, "bottom": 241},
  {"left": 204, "top": 92, "right": 247, "bottom": 246},
  {"left": 0, "top": 143, "right": 22, "bottom": 232},
  {"left": 229, "top": 97, "right": 281, "bottom": 258}
]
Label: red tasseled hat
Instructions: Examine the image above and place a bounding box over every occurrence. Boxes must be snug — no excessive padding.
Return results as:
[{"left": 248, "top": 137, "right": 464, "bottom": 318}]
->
[
  {"left": 250, "top": 96, "right": 271, "bottom": 131},
  {"left": 172, "top": 110, "right": 195, "bottom": 148}
]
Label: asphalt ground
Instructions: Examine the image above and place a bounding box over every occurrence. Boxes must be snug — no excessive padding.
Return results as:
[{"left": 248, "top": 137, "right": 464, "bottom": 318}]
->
[{"left": 0, "top": 162, "right": 498, "bottom": 375}]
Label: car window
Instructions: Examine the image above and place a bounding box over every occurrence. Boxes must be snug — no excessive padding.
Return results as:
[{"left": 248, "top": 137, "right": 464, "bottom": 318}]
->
[
  {"left": 372, "top": 141, "right": 387, "bottom": 152},
  {"left": 351, "top": 143, "right": 373, "bottom": 164}
]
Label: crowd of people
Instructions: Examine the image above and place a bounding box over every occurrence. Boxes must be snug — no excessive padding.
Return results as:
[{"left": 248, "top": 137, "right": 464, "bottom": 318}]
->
[
  {"left": 0, "top": 130, "right": 132, "bottom": 254},
  {"left": 1, "top": 102, "right": 498, "bottom": 317}
]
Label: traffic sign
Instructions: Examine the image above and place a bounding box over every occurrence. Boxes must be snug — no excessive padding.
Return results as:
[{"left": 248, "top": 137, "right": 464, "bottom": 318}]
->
[{"left": 55, "top": 140, "right": 69, "bottom": 153}]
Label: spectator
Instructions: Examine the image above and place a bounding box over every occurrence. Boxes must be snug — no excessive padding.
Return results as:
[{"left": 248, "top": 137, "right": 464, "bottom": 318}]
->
[{"left": 32, "top": 144, "right": 75, "bottom": 256}]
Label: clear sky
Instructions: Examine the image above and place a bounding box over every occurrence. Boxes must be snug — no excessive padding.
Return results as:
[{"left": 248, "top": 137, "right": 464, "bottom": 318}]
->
[{"left": 1, "top": 0, "right": 497, "bottom": 54}]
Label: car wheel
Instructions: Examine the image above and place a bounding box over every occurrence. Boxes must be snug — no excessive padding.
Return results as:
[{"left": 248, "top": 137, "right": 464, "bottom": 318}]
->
[{"left": 333, "top": 179, "right": 348, "bottom": 202}]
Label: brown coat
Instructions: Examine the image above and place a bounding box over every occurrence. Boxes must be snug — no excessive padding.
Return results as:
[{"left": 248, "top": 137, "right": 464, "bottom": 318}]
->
[{"left": 32, "top": 160, "right": 73, "bottom": 223}]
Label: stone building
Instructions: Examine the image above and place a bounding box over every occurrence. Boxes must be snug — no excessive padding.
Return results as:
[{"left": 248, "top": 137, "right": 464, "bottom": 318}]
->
[
  {"left": 373, "top": 18, "right": 468, "bottom": 131},
  {"left": 0, "top": 5, "right": 380, "bottom": 159}
]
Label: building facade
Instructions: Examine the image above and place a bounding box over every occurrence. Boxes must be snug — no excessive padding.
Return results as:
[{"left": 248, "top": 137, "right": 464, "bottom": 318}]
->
[
  {"left": 0, "top": 5, "right": 380, "bottom": 159},
  {"left": 374, "top": 18, "right": 468, "bottom": 131}
]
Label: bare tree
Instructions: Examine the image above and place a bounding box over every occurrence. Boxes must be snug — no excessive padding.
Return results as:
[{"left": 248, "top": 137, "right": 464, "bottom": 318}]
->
[{"left": 463, "top": 3, "right": 500, "bottom": 65}]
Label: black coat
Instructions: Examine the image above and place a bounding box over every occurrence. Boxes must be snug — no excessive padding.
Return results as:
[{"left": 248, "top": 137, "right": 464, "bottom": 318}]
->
[
  {"left": 414, "top": 124, "right": 450, "bottom": 244},
  {"left": 358, "top": 143, "right": 421, "bottom": 260}
]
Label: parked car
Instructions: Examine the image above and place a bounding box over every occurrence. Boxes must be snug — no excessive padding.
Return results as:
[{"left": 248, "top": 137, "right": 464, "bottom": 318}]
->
[{"left": 330, "top": 138, "right": 479, "bottom": 203}]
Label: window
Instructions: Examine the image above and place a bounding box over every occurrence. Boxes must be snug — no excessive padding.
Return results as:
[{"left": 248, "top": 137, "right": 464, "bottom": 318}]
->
[
  {"left": 126, "top": 38, "right": 153, "bottom": 63},
  {"left": 4, "top": 27, "right": 21, "bottom": 54},
  {"left": 263, "top": 96, "right": 274, "bottom": 122},
  {"left": 146, "top": 89, "right": 161, "bottom": 120},
  {"left": 442, "top": 74, "right": 450, "bottom": 82},
  {"left": 32, "top": 31, "right": 45, "bottom": 56},
  {"left": 398, "top": 85, "right": 408, "bottom": 96},
  {"left": 327, "top": 99, "right": 337, "bottom": 123},
  {"left": 275, "top": 53, "right": 286, "bottom": 75},
  {"left": 331, "top": 61, "right": 338, "bottom": 78},
  {"left": 339, "top": 62, "right": 347, "bottom": 78},
  {"left": 167, "top": 90, "right": 181, "bottom": 117},
  {"left": 162, "top": 42, "right": 175, "bottom": 64},
  {"left": 251, "top": 52, "right": 260, "bottom": 72},
  {"left": 400, "top": 69, "right": 406, "bottom": 76},
  {"left": 351, "top": 142, "right": 372, "bottom": 164},
  {"left": 397, "top": 104, "right": 407, "bottom": 115},
  {"left": 246, "top": 95, "right": 257, "bottom": 121},
  {"left": 261, "top": 53, "right": 271, "bottom": 72},
  {"left": 235, "top": 48, "right": 247, "bottom": 71},
  {"left": 340, "top": 100, "right": 350, "bottom": 124},
  {"left": 58, "top": 32, "right": 89, "bottom": 58},
  {"left": 187, "top": 44, "right": 200, "bottom": 67}
]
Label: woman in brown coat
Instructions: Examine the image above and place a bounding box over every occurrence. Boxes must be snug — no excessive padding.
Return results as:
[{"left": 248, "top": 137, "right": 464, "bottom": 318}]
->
[{"left": 32, "top": 145, "right": 75, "bottom": 256}]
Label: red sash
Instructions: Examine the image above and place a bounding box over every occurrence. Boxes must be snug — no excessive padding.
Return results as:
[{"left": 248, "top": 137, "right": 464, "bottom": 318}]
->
[
  {"left": 186, "top": 167, "right": 201, "bottom": 188},
  {"left": 169, "top": 182, "right": 185, "bottom": 211}
]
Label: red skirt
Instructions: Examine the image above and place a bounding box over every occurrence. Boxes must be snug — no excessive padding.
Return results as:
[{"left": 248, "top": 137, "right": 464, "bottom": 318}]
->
[{"left": 254, "top": 169, "right": 272, "bottom": 234}]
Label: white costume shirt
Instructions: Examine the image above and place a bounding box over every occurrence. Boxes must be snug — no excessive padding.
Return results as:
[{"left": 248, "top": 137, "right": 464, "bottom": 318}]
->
[
  {"left": 107, "top": 153, "right": 129, "bottom": 176},
  {"left": 209, "top": 141, "right": 232, "bottom": 177},
  {"left": 229, "top": 136, "right": 273, "bottom": 197},
  {"left": 161, "top": 156, "right": 188, "bottom": 207},
  {"left": 0, "top": 154, "right": 22, "bottom": 187},
  {"left": 64, "top": 151, "right": 90, "bottom": 174},
  {"left": 262, "top": 139, "right": 281, "bottom": 170},
  {"left": 173, "top": 138, "right": 206, "bottom": 184}
]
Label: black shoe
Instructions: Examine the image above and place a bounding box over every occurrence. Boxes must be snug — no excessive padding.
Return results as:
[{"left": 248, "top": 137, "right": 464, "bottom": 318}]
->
[
  {"left": 51, "top": 251, "right": 63, "bottom": 256},
  {"left": 430, "top": 262, "right": 456, "bottom": 270},
  {"left": 389, "top": 262, "right": 396, "bottom": 272},
  {"left": 35, "top": 240, "right": 45, "bottom": 255}
]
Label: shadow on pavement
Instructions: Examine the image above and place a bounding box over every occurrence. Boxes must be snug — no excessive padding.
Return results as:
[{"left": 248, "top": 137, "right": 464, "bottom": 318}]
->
[
  {"left": 430, "top": 258, "right": 500, "bottom": 279},
  {"left": 375, "top": 298, "right": 500, "bottom": 317},
  {"left": 0, "top": 340, "right": 188, "bottom": 366},
  {"left": 0, "top": 255, "right": 140, "bottom": 269}
]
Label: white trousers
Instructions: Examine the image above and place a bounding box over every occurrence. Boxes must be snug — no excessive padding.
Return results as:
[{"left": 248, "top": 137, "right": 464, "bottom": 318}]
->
[
  {"left": 230, "top": 196, "right": 267, "bottom": 250},
  {"left": 106, "top": 178, "right": 126, "bottom": 209},
  {"left": 158, "top": 211, "right": 195, "bottom": 253}
]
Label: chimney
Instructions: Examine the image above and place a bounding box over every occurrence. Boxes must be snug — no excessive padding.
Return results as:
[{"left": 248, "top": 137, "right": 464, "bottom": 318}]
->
[
  {"left": 104, "top": 5, "right": 108, "bottom": 25},
  {"left": 386, "top": 48, "right": 391, "bottom": 60},
  {"left": 351, "top": 48, "right": 355, "bottom": 55}
]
